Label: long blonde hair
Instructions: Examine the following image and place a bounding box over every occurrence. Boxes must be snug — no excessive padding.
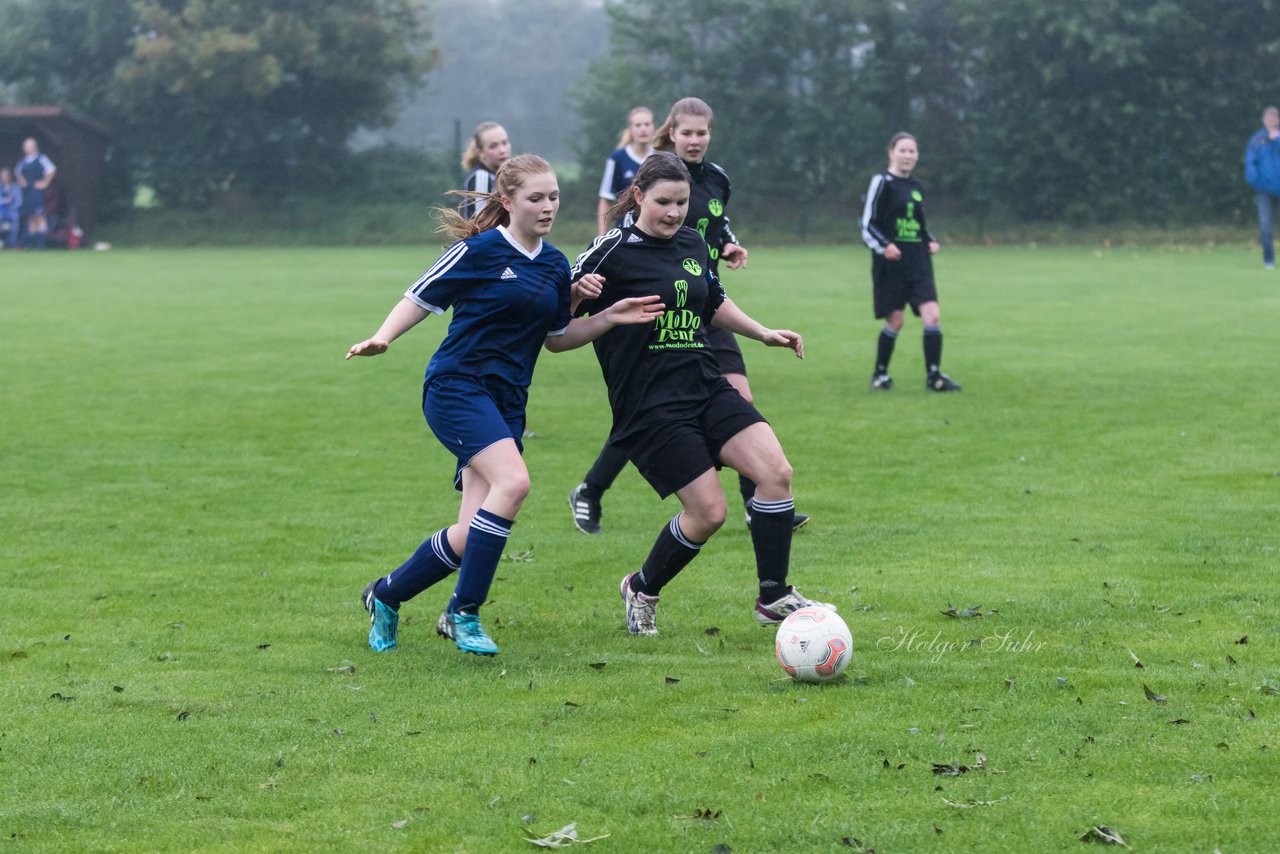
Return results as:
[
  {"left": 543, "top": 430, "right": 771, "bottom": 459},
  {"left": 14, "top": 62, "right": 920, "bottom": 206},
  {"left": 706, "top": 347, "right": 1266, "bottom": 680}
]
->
[
  {"left": 617, "top": 106, "right": 654, "bottom": 148},
  {"left": 653, "top": 98, "right": 713, "bottom": 152},
  {"left": 461, "top": 121, "right": 506, "bottom": 170},
  {"left": 437, "top": 154, "right": 554, "bottom": 241}
]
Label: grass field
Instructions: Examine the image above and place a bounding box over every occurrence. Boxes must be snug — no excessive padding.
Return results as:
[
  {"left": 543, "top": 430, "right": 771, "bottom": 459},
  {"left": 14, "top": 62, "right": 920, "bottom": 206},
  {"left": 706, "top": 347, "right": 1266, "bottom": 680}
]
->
[{"left": 2, "top": 243, "right": 1277, "bottom": 852}]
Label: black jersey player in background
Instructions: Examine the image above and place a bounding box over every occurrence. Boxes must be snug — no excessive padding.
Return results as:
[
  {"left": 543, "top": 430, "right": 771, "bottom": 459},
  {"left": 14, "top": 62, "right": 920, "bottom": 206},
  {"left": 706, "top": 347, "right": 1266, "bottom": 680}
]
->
[
  {"left": 568, "top": 98, "right": 810, "bottom": 534},
  {"left": 861, "top": 132, "right": 961, "bottom": 392},
  {"left": 346, "top": 155, "right": 662, "bottom": 656},
  {"left": 572, "top": 152, "right": 834, "bottom": 635},
  {"left": 460, "top": 122, "right": 511, "bottom": 220}
]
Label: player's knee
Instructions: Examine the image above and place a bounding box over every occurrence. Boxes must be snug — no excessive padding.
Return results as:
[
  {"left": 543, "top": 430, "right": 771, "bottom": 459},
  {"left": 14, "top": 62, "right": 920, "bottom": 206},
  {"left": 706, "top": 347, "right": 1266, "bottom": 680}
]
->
[
  {"left": 493, "top": 470, "right": 531, "bottom": 506},
  {"left": 687, "top": 501, "right": 727, "bottom": 534}
]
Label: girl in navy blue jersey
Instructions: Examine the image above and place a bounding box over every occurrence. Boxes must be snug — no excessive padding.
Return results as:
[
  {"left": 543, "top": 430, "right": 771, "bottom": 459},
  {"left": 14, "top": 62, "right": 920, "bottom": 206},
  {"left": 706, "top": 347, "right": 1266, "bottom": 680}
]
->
[
  {"left": 861, "top": 132, "right": 960, "bottom": 392},
  {"left": 346, "top": 154, "right": 663, "bottom": 656},
  {"left": 573, "top": 152, "right": 834, "bottom": 636},
  {"left": 595, "top": 106, "right": 654, "bottom": 236}
]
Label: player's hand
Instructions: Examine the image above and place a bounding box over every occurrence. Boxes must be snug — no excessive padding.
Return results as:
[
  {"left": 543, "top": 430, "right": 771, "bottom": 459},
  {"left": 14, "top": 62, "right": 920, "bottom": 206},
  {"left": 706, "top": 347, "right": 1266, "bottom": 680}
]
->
[
  {"left": 606, "top": 295, "right": 665, "bottom": 326},
  {"left": 346, "top": 339, "right": 389, "bottom": 359},
  {"left": 573, "top": 274, "right": 605, "bottom": 302},
  {"left": 761, "top": 329, "right": 803, "bottom": 359},
  {"left": 928, "top": 241, "right": 940, "bottom": 254},
  {"left": 884, "top": 244, "right": 902, "bottom": 261},
  {"left": 722, "top": 243, "right": 748, "bottom": 270}
]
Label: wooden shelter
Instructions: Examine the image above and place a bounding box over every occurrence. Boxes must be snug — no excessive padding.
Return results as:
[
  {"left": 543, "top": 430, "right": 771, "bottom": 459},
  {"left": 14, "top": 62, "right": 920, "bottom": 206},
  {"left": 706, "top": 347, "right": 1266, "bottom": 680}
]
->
[{"left": 0, "top": 106, "right": 111, "bottom": 236}]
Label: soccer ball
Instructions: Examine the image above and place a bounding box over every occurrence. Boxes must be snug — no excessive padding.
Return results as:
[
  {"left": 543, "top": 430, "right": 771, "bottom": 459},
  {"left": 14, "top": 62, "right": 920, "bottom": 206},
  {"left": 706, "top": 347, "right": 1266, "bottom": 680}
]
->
[{"left": 775, "top": 607, "right": 852, "bottom": 683}]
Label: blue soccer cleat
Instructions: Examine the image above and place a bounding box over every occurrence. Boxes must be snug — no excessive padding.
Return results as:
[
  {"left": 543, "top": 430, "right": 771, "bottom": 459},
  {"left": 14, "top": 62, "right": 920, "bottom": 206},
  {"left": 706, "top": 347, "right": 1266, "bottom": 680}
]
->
[
  {"left": 361, "top": 581, "right": 399, "bottom": 652},
  {"left": 437, "top": 610, "right": 499, "bottom": 656}
]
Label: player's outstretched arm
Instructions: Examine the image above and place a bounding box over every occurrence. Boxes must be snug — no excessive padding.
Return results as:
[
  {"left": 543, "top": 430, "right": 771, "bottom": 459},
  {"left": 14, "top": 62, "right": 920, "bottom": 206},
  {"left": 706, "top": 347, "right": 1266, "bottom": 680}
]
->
[
  {"left": 545, "top": 295, "right": 665, "bottom": 353},
  {"left": 346, "top": 298, "right": 431, "bottom": 360},
  {"left": 711, "top": 298, "right": 803, "bottom": 359}
]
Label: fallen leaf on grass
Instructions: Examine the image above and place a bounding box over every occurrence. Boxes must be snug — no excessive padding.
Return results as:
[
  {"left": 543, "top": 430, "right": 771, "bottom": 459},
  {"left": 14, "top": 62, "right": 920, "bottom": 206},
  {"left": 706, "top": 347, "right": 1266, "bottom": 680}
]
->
[
  {"left": 1236, "top": 635, "right": 1249, "bottom": 645},
  {"left": 1168, "top": 719, "right": 1191, "bottom": 725},
  {"left": 587, "top": 662, "right": 606, "bottom": 670},
  {"left": 940, "top": 604, "right": 982, "bottom": 619},
  {"left": 391, "top": 820, "right": 407, "bottom": 829},
  {"left": 176, "top": 710, "right": 190, "bottom": 721},
  {"left": 257, "top": 644, "right": 271, "bottom": 650},
  {"left": 521, "top": 821, "right": 609, "bottom": 847},
  {"left": 664, "top": 676, "right": 680, "bottom": 685},
  {"left": 704, "top": 627, "right": 720, "bottom": 636},
  {"left": 1142, "top": 684, "right": 1168, "bottom": 704},
  {"left": 675, "top": 807, "right": 723, "bottom": 822},
  {"left": 941, "top": 796, "right": 1006, "bottom": 808},
  {"left": 1126, "top": 649, "right": 1143, "bottom": 669},
  {"left": 1080, "top": 825, "right": 1130, "bottom": 847},
  {"left": 839, "top": 837, "right": 875, "bottom": 851},
  {"left": 1260, "top": 683, "right": 1280, "bottom": 696},
  {"left": 113, "top": 685, "right": 125, "bottom": 693},
  {"left": 48, "top": 693, "right": 75, "bottom": 702},
  {"left": 932, "top": 762, "right": 967, "bottom": 776}
]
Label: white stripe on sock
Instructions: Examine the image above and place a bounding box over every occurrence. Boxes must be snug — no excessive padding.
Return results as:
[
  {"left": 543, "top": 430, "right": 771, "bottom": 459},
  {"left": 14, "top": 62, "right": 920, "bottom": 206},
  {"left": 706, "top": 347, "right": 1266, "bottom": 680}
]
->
[
  {"left": 749, "top": 497, "right": 795, "bottom": 515},
  {"left": 669, "top": 514, "right": 702, "bottom": 550}
]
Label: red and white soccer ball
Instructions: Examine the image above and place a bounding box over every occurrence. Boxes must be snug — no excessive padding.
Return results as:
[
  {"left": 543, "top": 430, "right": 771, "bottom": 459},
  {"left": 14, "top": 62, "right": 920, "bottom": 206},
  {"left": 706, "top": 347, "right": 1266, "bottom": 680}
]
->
[{"left": 775, "top": 607, "right": 852, "bottom": 683}]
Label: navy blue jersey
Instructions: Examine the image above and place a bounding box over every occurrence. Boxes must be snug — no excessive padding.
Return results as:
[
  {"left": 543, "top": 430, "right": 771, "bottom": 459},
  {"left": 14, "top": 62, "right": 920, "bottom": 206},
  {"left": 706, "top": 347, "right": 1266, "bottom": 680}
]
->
[
  {"left": 597, "top": 145, "right": 652, "bottom": 201},
  {"left": 16, "top": 153, "right": 54, "bottom": 187},
  {"left": 406, "top": 225, "right": 572, "bottom": 400},
  {"left": 572, "top": 224, "right": 726, "bottom": 442}
]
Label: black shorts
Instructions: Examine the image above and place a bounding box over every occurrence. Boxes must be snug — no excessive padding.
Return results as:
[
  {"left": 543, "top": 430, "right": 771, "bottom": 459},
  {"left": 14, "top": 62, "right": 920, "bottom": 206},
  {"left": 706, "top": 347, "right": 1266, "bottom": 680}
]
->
[
  {"left": 705, "top": 325, "right": 747, "bottom": 376},
  {"left": 872, "top": 252, "right": 937, "bottom": 319},
  {"left": 620, "top": 380, "right": 767, "bottom": 498}
]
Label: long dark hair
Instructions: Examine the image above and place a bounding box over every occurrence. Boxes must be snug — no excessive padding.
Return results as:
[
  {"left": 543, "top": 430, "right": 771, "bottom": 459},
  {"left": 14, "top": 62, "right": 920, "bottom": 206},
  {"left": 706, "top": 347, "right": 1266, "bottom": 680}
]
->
[
  {"left": 605, "top": 151, "right": 691, "bottom": 225},
  {"left": 436, "top": 154, "right": 554, "bottom": 241}
]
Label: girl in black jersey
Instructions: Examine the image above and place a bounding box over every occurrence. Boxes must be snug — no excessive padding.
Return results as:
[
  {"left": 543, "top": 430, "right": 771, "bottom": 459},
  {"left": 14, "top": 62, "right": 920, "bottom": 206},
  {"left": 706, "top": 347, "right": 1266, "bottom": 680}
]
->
[
  {"left": 860, "top": 132, "right": 961, "bottom": 392},
  {"left": 572, "top": 152, "right": 834, "bottom": 636},
  {"left": 568, "top": 98, "right": 809, "bottom": 534},
  {"left": 460, "top": 122, "right": 512, "bottom": 220}
]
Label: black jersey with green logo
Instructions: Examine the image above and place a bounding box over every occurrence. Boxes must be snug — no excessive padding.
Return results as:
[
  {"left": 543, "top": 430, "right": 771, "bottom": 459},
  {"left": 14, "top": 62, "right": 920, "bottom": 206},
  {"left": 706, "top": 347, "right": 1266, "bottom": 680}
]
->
[
  {"left": 685, "top": 160, "right": 738, "bottom": 277},
  {"left": 860, "top": 171, "right": 937, "bottom": 253},
  {"left": 571, "top": 224, "right": 727, "bottom": 443}
]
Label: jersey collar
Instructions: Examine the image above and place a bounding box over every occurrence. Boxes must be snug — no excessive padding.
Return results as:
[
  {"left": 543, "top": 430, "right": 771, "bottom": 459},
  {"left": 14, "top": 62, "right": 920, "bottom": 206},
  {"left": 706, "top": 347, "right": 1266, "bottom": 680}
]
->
[{"left": 497, "top": 224, "right": 542, "bottom": 260}]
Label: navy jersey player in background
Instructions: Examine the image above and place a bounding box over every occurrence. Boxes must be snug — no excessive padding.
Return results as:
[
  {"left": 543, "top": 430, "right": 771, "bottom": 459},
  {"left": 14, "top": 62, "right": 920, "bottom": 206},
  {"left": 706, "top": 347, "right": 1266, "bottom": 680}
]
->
[
  {"left": 861, "top": 132, "right": 961, "bottom": 392},
  {"left": 572, "top": 152, "right": 834, "bottom": 636},
  {"left": 569, "top": 97, "right": 809, "bottom": 535},
  {"left": 595, "top": 106, "right": 654, "bottom": 235},
  {"left": 14, "top": 137, "right": 55, "bottom": 249},
  {"left": 460, "top": 122, "right": 511, "bottom": 220},
  {"left": 346, "top": 154, "right": 663, "bottom": 656}
]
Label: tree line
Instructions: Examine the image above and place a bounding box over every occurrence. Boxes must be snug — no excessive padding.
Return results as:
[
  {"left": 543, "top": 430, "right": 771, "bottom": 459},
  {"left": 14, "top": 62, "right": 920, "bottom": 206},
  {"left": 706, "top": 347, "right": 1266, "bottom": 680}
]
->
[
  {"left": 2, "top": 0, "right": 1277, "bottom": 228},
  {"left": 574, "top": 0, "right": 1280, "bottom": 228}
]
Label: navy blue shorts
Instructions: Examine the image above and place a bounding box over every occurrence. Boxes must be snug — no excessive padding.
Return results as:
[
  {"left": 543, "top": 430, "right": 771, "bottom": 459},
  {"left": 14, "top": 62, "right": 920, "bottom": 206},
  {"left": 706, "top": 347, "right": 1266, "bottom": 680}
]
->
[
  {"left": 20, "top": 188, "right": 44, "bottom": 217},
  {"left": 423, "top": 375, "right": 525, "bottom": 491}
]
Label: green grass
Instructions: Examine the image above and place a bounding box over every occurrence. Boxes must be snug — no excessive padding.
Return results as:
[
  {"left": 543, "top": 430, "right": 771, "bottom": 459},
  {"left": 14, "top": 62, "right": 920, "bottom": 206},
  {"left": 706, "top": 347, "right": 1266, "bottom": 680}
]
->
[{"left": 2, "top": 243, "right": 1277, "bottom": 852}]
